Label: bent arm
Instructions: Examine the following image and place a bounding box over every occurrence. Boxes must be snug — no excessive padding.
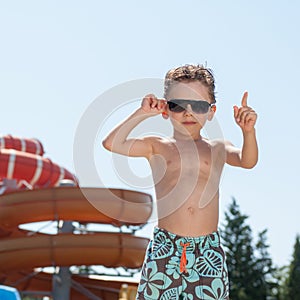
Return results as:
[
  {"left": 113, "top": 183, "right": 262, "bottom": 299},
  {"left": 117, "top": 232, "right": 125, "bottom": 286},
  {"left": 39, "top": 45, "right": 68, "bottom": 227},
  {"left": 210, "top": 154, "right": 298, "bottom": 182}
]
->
[
  {"left": 102, "top": 108, "right": 154, "bottom": 158},
  {"left": 229, "top": 91, "right": 258, "bottom": 168},
  {"left": 225, "top": 129, "right": 258, "bottom": 169}
]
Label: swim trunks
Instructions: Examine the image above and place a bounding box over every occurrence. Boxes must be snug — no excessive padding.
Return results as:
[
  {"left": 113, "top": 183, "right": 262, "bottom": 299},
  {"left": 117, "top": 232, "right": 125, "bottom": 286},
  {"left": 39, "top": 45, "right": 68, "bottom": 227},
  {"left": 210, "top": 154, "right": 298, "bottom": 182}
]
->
[{"left": 136, "top": 227, "right": 229, "bottom": 299}]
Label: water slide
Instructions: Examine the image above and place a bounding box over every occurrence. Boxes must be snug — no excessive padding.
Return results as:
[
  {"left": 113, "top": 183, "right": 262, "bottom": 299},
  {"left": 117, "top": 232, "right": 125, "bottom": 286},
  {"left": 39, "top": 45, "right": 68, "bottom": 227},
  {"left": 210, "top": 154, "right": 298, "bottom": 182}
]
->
[
  {"left": 0, "top": 136, "right": 152, "bottom": 299},
  {"left": 0, "top": 135, "right": 77, "bottom": 189}
]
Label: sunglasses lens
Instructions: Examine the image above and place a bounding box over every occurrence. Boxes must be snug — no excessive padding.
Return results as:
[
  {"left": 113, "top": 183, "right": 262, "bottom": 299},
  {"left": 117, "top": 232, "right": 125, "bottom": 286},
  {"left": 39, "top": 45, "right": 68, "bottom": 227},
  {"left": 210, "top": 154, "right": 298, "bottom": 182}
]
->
[
  {"left": 168, "top": 101, "right": 185, "bottom": 112},
  {"left": 192, "top": 102, "right": 210, "bottom": 113},
  {"left": 168, "top": 100, "right": 211, "bottom": 114}
]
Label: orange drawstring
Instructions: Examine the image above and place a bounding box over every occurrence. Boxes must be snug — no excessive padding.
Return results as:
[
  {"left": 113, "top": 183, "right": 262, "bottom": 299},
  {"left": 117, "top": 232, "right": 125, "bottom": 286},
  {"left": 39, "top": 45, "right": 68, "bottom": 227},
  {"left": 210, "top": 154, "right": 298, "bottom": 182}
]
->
[{"left": 180, "top": 242, "right": 190, "bottom": 273}]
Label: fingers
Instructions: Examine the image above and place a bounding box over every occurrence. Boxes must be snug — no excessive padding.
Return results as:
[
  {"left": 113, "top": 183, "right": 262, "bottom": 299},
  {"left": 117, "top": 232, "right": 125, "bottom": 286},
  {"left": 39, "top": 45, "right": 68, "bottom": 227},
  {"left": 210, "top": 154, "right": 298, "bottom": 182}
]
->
[
  {"left": 234, "top": 91, "right": 257, "bottom": 131},
  {"left": 234, "top": 91, "right": 250, "bottom": 123},
  {"left": 233, "top": 105, "right": 239, "bottom": 119},
  {"left": 244, "top": 111, "right": 257, "bottom": 125},
  {"left": 151, "top": 98, "right": 166, "bottom": 110},
  {"left": 142, "top": 94, "right": 166, "bottom": 113},
  {"left": 236, "top": 108, "right": 256, "bottom": 124},
  {"left": 241, "top": 91, "right": 248, "bottom": 107}
]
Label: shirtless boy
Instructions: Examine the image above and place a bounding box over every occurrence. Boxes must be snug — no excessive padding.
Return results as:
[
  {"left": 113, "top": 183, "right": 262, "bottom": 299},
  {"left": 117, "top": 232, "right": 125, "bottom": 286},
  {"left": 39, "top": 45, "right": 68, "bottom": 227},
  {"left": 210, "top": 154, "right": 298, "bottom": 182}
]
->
[{"left": 103, "top": 64, "right": 258, "bottom": 299}]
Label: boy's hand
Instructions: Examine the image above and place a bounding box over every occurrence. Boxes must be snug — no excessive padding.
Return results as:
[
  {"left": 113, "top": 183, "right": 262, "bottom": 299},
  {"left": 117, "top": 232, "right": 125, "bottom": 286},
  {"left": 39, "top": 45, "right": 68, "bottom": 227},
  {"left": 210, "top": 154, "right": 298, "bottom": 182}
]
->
[
  {"left": 234, "top": 91, "right": 257, "bottom": 132},
  {"left": 141, "top": 94, "right": 166, "bottom": 115}
]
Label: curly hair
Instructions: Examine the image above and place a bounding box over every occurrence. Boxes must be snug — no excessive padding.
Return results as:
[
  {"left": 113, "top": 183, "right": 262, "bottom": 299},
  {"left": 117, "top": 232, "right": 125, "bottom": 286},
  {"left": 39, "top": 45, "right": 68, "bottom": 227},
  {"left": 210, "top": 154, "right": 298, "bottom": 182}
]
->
[{"left": 164, "top": 64, "right": 216, "bottom": 103}]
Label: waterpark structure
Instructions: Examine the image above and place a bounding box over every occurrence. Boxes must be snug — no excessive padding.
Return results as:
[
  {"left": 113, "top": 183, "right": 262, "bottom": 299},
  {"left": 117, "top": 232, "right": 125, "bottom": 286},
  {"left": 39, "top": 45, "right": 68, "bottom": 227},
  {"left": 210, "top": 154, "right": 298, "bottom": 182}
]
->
[{"left": 0, "top": 135, "right": 152, "bottom": 299}]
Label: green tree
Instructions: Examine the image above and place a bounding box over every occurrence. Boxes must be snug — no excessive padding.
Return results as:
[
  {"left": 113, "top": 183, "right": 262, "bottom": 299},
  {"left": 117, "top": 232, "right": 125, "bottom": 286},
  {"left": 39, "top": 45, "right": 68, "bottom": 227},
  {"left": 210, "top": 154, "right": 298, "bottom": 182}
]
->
[
  {"left": 286, "top": 235, "right": 300, "bottom": 299},
  {"left": 221, "top": 198, "right": 256, "bottom": 299},
  {"left": 221, "top": 198, "right": 276, "bottom": 299},
  {"left": 254, "top": 229, "right": 277, "bottom": 298},
  {"left": 272, "top": 265, "right": 289, "bottom": 300}
]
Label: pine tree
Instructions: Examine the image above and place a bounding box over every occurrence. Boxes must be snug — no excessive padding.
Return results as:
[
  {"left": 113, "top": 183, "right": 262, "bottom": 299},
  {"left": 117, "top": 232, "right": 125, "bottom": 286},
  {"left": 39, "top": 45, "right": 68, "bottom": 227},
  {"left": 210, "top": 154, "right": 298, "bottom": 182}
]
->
[
  {"left": 254, "top": 229, "right": 277, "bottom": 298},
  {"left": 273, "top": 265, "right": 289, "bottom": 300},
  {"left": 221, "top": 198, "right": 257, "bottom": 299},
  {"left": 221, "top": 198, "right": 279, "bottom": 299},
  {"left": 287, "top": 235, "right": 300, "bottom": 299}
]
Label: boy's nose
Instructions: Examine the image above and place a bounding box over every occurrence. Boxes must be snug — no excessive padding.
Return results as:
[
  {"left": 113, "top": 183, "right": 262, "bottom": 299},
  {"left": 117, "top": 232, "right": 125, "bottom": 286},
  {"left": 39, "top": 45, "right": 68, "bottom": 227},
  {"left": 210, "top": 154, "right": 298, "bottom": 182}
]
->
[{"left": 184, "top": 104, "right": 193, "bottom": 115}]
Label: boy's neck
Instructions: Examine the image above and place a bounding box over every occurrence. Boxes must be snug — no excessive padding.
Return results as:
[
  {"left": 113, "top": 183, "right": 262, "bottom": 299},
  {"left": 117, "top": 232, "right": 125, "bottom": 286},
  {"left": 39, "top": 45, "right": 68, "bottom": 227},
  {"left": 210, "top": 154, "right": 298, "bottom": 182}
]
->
[{"left": 173, "top": 131, "right": 202, "bottom": 142}]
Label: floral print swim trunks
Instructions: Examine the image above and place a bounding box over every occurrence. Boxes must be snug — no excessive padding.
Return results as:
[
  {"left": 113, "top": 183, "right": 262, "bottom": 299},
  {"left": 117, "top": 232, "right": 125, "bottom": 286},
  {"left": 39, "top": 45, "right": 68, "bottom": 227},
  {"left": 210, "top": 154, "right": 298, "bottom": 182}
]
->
[{"left": 136, "top": 227, "right": 229, "bottom": 299}]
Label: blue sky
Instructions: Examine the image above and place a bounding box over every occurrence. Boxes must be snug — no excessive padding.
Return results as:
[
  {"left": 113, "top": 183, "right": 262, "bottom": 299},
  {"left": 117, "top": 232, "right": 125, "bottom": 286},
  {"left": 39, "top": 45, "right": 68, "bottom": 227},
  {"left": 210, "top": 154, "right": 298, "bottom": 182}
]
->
[{"left": 1, "top": 1, "right": 300, "bottom": 268}]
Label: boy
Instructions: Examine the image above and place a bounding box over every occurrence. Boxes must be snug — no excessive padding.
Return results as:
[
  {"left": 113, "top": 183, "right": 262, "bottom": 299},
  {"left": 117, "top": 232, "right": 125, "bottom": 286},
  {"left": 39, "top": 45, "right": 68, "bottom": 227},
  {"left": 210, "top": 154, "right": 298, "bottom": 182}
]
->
[{"left": 103, "top": 64, "right": 258, "bottom": 299}]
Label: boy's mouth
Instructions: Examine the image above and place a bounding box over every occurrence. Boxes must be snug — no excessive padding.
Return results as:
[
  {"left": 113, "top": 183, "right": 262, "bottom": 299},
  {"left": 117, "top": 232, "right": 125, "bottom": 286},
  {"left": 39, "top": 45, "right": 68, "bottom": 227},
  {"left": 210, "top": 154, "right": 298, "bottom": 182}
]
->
[{"left": 182, "top": 121, "right": 197, "bottom": 125}]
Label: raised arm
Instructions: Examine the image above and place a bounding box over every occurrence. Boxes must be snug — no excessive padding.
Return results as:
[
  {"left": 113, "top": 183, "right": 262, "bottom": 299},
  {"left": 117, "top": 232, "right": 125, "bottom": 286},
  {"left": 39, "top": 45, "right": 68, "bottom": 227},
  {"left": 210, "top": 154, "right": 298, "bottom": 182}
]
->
[
  {"left": 226, "top": 91, "right": 258, "bottom": 169},
  {"left": 102, "top": 94, "right": 166, "bottom": 159}
]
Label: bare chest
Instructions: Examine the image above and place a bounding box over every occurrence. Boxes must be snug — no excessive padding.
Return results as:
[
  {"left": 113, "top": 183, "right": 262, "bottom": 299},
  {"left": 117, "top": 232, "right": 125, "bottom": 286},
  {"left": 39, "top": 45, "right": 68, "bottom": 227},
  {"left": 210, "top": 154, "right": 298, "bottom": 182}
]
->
[{"left": 149, "top": 140, "right": 225, "bottom": 181}]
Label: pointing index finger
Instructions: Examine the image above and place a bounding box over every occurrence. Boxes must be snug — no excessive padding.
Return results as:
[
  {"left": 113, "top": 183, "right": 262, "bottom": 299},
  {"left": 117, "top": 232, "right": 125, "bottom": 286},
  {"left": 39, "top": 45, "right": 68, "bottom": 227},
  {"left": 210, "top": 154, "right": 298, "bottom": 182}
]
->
[{"left": 241, "top": 91, "right": 248, "bottom": 107}]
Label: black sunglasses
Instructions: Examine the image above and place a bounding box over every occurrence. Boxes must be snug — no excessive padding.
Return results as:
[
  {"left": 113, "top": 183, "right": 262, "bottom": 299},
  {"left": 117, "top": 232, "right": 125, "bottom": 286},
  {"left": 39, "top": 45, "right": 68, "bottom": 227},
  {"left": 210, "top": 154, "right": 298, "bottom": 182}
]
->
[{"left": 167, "top": 99, "right": 215, "bottom": 114}]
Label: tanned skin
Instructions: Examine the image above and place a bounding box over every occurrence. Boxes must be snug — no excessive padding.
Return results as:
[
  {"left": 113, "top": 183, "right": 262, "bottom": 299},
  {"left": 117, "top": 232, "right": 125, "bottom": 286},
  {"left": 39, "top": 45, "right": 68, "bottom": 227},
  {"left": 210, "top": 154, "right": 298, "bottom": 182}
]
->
[{"left": 103, "top": 81, "right": 258, "bottom": 237}]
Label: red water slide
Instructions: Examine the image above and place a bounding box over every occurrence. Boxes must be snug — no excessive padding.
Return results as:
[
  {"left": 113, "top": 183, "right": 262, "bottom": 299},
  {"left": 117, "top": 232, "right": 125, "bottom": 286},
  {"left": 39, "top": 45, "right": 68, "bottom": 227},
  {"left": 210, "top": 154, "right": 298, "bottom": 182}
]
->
[
  {"left": 0, "top": 136, "right": 152, "bottom": 299},
  {"left": 0, "top": 135, "right": 44, "bottom": 155},
  {"left": 0, "top": 134, "right": 77, "bottom": 188}
]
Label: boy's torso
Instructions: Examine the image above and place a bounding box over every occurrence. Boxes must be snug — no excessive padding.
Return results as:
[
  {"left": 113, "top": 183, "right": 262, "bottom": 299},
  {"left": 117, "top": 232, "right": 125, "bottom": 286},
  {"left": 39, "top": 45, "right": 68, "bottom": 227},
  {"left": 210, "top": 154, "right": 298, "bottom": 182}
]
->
[{"left": 148, "top": 136, "right": 226, "bottom": 237}]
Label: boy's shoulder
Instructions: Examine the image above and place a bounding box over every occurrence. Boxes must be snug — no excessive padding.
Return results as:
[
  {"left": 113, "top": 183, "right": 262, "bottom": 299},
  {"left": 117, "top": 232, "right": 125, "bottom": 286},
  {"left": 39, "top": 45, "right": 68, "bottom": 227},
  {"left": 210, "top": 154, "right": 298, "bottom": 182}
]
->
[
  {"left": 207, "top": 138, "right": 234, "bottom": 151},
  {"left": 142, "top": 136, "right": 175, "bottom": 154},
  {"left": 142, "top": 136, "right": 174, "bottom": 144},
  {"left": 203, "top": 138, "right": 225, "bottom": 146}
]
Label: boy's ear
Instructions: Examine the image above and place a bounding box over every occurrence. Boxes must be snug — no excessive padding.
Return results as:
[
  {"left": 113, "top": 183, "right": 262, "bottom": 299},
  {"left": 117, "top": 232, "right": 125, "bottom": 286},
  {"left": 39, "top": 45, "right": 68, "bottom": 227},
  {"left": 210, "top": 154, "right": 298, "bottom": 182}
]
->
[
  {"left": 208, "top": 105, "right": 216, "bottom": 121},
  {"left": 162, "top": 111, "right": 169, "bottom": 119},
  {"left": 162, "top": 100, "right": 169, "bottom": 119}
]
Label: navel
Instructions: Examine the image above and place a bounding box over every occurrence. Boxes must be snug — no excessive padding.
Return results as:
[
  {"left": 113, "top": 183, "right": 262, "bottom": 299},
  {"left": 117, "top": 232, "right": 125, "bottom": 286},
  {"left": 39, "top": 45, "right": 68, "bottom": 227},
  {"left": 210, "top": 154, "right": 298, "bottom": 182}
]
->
[{"left": 188, "top": 206, "right": 194, "bottom": 214}]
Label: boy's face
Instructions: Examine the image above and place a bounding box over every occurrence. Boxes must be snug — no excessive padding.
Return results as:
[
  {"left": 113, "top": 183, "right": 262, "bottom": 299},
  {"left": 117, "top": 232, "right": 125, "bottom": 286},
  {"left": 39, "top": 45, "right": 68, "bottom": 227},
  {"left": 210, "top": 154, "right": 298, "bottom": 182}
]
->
[{"left": 164, "top": 81, "right": 216, "bottom": 137}]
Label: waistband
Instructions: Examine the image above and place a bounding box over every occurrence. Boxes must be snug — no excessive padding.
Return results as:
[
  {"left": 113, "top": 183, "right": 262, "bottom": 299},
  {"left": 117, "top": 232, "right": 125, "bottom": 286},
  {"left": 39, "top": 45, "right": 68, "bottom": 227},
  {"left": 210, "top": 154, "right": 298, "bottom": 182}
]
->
[{"left": 153, "top": 227, "right": 221, "bottom": 248}]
